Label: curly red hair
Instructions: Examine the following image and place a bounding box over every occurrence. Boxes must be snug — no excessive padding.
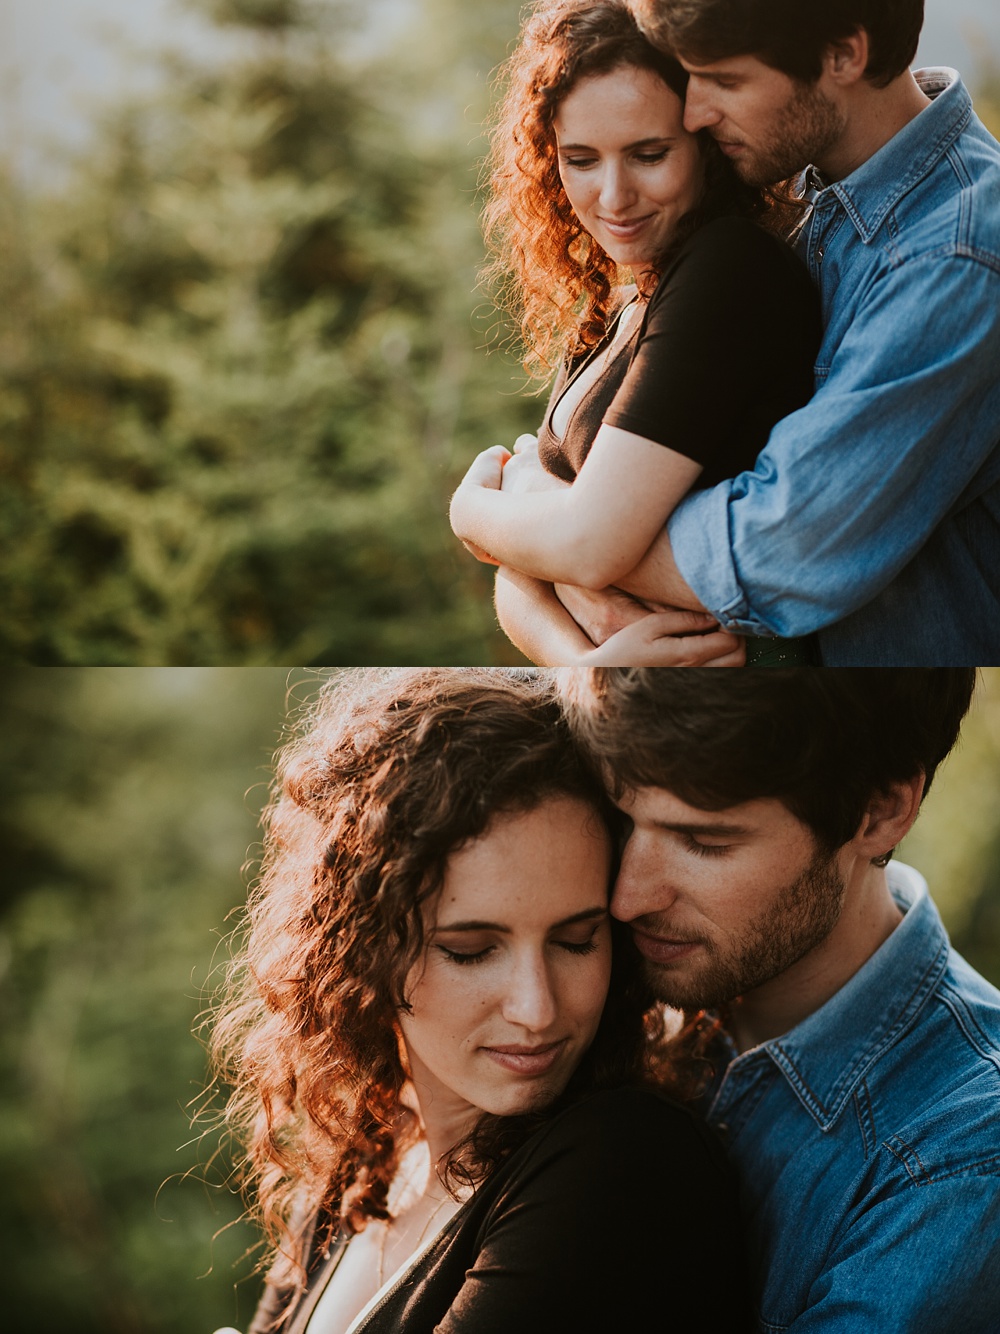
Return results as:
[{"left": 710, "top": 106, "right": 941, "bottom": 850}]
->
[
  {"left": 482, "top": 0, "right": 790, "bottom": 379},
  {"left": 211, "top": 668, "right": 708, "bottom": 1313}
]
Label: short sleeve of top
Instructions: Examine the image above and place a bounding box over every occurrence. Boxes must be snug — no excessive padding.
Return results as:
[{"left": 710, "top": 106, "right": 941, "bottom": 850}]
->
[{"left": 540, "top": 215, "right": 821, "bottom": 491}]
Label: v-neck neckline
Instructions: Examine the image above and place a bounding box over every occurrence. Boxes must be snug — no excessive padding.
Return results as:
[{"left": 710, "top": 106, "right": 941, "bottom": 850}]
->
[{"left": 546, "top": 292, "right": 643, "bottom": 445}]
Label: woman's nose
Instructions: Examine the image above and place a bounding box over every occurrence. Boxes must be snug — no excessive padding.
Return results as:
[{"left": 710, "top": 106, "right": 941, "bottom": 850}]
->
[
  {"left": 598, "top": 161, "right": 636, "bottom": 213},
  {"left": 500, "top": 952, "right": 558, "bottom": 1032}
]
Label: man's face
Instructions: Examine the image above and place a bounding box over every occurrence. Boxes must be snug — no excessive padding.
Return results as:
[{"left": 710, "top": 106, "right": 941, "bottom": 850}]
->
[
  {"left": 611, "top": 785, "right": 845, "bottom": 1010},
  {"left": 680, "top": 53, "right": 844, "bottom": 184}
]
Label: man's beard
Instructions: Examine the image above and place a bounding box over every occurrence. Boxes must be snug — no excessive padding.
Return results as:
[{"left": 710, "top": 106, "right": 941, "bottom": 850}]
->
[
  {"left": 732, "top": 82, "right": 844, "bottom": 187},
  {"left": 640, "top": 848, "right": 846, "bottom": 1012}
]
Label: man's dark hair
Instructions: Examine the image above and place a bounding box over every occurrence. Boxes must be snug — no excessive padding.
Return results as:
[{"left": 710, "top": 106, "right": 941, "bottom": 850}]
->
[
  {"left": 632, "top": 0, "right": 925, "bottom": 87},
  {"left": 559, "top": 668, "right": 976, "bottom": 851}
]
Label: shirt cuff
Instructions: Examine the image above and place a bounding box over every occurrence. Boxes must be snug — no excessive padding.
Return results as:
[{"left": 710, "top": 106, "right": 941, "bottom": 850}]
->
[{"left": 666, "top": 487, "right": 773, "bottom": 636}]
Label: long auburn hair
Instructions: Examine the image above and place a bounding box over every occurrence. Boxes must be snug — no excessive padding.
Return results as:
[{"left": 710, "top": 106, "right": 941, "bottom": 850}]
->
[
  {"left": 483, "top": 0, "right": 797, "bottom": 380},
  {"left": 210, "top": 668, "right": 702, "bottom": 1306}
]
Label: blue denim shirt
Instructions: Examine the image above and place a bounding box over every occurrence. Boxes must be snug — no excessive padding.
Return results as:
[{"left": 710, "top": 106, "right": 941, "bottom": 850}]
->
[
  {"left": 708, "top": 862, "right": 1000, "bottom": 1331},
  {"left": 666, "top": 71, "right": 1000, "bottom": 665}
]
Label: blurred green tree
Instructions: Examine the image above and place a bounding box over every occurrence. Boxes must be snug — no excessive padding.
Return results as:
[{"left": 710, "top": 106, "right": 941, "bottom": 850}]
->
[
  {"left": 0, "top": 0, "right": 536, "bottom": 665},
  {"left": 0, "top": 668, "right": 311, "bottom": 1332}
]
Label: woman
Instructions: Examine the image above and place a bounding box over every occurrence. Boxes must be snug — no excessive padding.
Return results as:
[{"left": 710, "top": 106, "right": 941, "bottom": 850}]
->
[
  {"left": 212, "top": 669, "right": 749, "bottom": 1333},
  {"left": 448, "top": 0, "right": 821, "bottom": 666}
]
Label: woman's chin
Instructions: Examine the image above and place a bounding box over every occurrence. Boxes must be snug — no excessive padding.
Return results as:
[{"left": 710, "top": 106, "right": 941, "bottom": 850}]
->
[{"left": 472, "top": 1069, "right": 575, "bottom": 1119}]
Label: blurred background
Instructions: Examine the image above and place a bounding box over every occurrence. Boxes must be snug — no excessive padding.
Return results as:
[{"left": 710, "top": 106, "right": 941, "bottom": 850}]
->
[
  {"left": 2, "top": 0, "right": 999, "bottom": 665},
  {"left": 1, "top": 665, "right": 1000, "bottom": 1334}
]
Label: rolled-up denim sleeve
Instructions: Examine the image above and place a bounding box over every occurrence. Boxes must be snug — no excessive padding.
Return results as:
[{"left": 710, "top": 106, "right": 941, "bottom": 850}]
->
[{"left": 667, "top": 253, "right": 1000, "bottom": 637}]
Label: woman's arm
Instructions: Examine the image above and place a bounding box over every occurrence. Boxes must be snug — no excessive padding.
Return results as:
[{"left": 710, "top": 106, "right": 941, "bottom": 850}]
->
[
  {"left": 494, "top": 567, "right": 603, "bottom": 665},
  {"left": 450, "top": 426, "right": 703, "bottom": 591},
  {"left": 495, "top": 566, "right": 745, "bottom": 666}
]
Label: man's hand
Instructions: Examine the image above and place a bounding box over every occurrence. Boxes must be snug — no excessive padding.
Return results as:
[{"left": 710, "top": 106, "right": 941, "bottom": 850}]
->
[
  {"left": 585, "top": 611, "right": 746, "bottom": 666},
  {"left": 554, "top": 582, "right": 652, "bottom": 646}
]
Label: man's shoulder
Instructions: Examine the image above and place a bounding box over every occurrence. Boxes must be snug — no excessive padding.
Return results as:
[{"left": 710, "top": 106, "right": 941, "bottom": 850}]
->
[
  {"left": 895, "top": 111, "right": 1000, "bottom": 268},
  {"left": 871, "top": 947, "right": 1000, "bottom": 1179}
]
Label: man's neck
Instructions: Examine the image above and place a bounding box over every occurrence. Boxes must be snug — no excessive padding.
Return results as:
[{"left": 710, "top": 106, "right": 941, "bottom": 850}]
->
[
  {"left": 816, "top": 71, "right": 932, "bottom": 183},
  {"left": 729, "top": 866, "right": 904, "bottom": 1053}
]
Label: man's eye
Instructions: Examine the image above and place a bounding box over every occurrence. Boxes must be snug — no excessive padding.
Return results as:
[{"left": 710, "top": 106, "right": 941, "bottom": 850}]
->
[{"left": 683, "top": 835, "right": 732, "bottom": 858}]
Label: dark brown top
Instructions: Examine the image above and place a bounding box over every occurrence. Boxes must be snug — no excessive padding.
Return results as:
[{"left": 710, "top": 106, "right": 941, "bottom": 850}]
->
[
  {"left": 538, "top": 215, "right": 821, "bottom": 489},
  {"left": 247, "top": 1086, "right": 752, "bottom": 1333}
]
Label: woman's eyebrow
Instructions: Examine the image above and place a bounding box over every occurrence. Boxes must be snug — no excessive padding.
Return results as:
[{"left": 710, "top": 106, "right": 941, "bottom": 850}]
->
[
  {"left": 435, "top": 907, "right": 608, "bottom": 933},
  {"left": 558, "top": 137, "right": 675, "bottom": 152}
]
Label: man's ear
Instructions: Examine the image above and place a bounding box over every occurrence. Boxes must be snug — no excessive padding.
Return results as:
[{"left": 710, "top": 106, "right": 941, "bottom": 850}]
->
[
  {"left": 852, "top": 772, "right": 926, "bottom": 865},
  {"left": 821, "top": 27, "right": 870, "bottom": 87}
]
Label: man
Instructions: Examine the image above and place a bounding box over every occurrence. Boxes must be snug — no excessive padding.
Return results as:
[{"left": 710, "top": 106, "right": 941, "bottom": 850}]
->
[
  {"left": 559, "top": 667, "right": 1000, "bottom": 1329},
  {"left": 498, "top": 0, "right": 1000, "bottom": 665}
]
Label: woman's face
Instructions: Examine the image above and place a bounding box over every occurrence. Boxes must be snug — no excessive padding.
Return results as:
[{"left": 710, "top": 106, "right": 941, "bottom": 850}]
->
[
  {"left": 554, "top": 64, "right": 704, "bottom": 275},
  {"left": 398, "top": 796, "right": 613, "bottom": 1139}
]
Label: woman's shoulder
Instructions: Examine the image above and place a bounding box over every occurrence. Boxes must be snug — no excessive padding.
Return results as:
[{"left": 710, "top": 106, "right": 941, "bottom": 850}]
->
[
  {"left": 661, "top": 213, "right": 815, "bottom": 296},
  {"left": 512, "top": 1084, "right": 730, "bottom": 1185},
  {"left": 646, "top": 213, "right": 820, "bottom": 343}
]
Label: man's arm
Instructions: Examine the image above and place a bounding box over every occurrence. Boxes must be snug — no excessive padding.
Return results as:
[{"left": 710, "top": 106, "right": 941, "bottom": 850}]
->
[
  {"left": 786, "top": 1173, "right": 1000, "bottom": 1331},
  {"left": 610, "top": 529, "right": 706, "bottom": 610},
  {"left": 656, "top": 255, "right": 1000, "bottom": 637}
]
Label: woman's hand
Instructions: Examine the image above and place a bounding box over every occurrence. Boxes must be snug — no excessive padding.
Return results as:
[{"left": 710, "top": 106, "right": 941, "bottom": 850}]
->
[
  {"left": 451, "top": 446, "right": 513, "bottom": 561},
  {"left": 580, "top": 610, "right": 746, "bottom": 666},
  {"left": 499, "top": 435, "right": 569, "bottom": 498},
  {"left": 459, "top": 445, "right": 511, "bottom": 491}
]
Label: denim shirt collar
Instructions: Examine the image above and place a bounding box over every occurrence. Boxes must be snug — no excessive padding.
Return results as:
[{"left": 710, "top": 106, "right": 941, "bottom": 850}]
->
[
  {"left": 749, "top": 863, "right": 950, "bottom": 1130},
  {"left": 809, "top": 68, "right": 973, "bottom": 243}
]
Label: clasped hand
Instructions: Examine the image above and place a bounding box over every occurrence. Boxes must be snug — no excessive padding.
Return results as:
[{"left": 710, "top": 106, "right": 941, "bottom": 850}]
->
[{"left": 452, "top": 435, "right": 557, "bottom": 564}]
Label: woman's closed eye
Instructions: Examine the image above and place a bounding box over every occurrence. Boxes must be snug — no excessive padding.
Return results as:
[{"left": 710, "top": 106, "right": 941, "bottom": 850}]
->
[
  {"left": 561, "top": 153, "right": 599, "bottom": 170},
  {"left": 436, "top": 943, "right": 496, "bottom": 966},
  {"left": 435, "top": 922, "right": 605, "bottom": 965}
]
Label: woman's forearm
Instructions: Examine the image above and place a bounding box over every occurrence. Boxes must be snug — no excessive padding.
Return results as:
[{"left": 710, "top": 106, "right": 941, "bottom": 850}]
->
[
  {"left": 493, "top": 568, "right": 597, "bottom": 666},
  {"left": 453, "top": 487, "right": 599, "bottom": 587},
  {"left": 452, "top": 427, "right": 703, "bottom": 590}
]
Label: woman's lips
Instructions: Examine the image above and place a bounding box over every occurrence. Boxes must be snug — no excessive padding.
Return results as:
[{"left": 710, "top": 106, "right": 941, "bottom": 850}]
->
[
  {"left": 600, "top": 214, "right": 653, "bottom": 239},
  {"left": 482, "top": 1040, "right": 567, "bottom": 1075},
  {"left": 631, "top": 928, "right": 700, "bottom": 965}
]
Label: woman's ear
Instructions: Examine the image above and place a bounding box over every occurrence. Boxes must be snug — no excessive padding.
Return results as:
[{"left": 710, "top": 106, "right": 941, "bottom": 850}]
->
[{"left": 853, "top": 772, "right": 926, "bottom": 866}]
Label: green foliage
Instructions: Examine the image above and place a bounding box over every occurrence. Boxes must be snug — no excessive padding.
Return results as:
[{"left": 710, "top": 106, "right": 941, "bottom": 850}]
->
[
  {"left": 0, "top": 668, "right": 310, "bottom": 1332},
  {"left": 0, "top": 0, "right": 536, "bottom": 665}
]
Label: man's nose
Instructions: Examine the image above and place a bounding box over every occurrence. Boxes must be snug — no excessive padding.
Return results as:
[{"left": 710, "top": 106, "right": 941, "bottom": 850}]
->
[
  {"left": 683, "top": 82, "right": 720, "bottom": 133},
  {"left": 611, "top": 836, "right": 677, "bottom": 922}
]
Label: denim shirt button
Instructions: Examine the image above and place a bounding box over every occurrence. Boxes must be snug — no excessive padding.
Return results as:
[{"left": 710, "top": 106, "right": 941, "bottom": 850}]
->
[{"left": 817, "top": 247, "right": 825, "bottom": 261}]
